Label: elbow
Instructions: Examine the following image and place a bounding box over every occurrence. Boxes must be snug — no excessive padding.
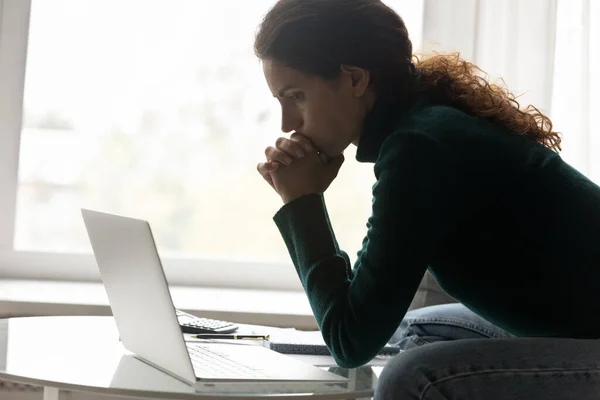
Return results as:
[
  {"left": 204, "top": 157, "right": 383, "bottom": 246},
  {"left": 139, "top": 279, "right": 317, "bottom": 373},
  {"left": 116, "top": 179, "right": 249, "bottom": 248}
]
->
[
  {"left": 331, "top": 351, "right": 374, "bottom": 369},
  {"left": 335, "top": 358, "right": 367, "bottom": 369},
  {"left": 321, "top": 312, "right": 380, "bottom": 368}
]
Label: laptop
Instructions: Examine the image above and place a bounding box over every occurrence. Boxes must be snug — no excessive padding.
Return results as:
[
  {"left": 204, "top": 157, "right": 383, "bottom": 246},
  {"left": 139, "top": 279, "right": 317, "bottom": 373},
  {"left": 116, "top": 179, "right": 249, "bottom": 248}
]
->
[
  {"left": 81, "top": 208, "right": 347, "bottom": 385},
  {"left": 110, "top": 354, "right": 350, "bottom": 395}
]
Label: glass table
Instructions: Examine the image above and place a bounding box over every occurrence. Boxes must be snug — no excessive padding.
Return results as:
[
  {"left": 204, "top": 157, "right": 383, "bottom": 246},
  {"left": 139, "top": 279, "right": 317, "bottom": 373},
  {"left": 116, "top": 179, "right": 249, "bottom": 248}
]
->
[{"left": 0, "top": 316, "right": 386, "bottom": 399}]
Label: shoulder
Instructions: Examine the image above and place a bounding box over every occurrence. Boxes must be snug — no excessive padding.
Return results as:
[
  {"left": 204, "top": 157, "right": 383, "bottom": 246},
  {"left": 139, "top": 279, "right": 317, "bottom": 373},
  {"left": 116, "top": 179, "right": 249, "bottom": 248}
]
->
[
  {"left": 373, "top": 129, "right": 454, "bottom": 182},
  {"left": 372, "top": 103, "right": 479, "bottom": 178},
  {"left": 376, "top": 102, "right": 523, "bottom": 167},
  {"left": 375, "top": 102, "right": 466, "bottom": 166},
  {"left": 402, "top": 102, "right": 486, "bottom": 136}
]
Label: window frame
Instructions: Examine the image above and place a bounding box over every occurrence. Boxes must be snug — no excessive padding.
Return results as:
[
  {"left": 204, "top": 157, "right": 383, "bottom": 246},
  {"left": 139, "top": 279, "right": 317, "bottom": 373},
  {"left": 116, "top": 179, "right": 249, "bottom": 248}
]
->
[
  {"left": 0, "top": 0, "right": 30, "bottom": 251},
  {"left": 0, "top": 249, "right": 303, "bottom": 290},
  {"left": 0, "top": 0, "right": 306, "bottom": 291},
  {"left": 0, "top": 1, "right": 427, "bottom": 291}
]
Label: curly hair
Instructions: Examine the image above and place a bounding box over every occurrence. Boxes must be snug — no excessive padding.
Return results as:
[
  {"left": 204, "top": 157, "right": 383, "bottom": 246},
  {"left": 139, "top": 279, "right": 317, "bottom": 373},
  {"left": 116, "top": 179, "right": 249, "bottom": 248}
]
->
[
  {"left": 414, "top": 52, "right": 561, "bottom": 152},
  {"left": 254, "top": 0, "right": 561, "bottom": 152}
]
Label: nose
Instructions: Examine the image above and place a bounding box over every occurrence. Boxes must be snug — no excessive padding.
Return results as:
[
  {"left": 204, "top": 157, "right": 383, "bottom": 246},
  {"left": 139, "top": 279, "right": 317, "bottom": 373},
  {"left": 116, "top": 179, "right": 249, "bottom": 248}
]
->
[{"left": 280, "top": 104, "right": 302, "bottom": 133}]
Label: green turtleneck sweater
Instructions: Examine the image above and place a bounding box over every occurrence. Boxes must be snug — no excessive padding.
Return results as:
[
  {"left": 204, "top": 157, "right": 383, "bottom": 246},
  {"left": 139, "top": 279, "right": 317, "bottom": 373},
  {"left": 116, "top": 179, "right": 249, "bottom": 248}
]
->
[{"left": 272, "top": 96, "right": 600, "bottom": 368}]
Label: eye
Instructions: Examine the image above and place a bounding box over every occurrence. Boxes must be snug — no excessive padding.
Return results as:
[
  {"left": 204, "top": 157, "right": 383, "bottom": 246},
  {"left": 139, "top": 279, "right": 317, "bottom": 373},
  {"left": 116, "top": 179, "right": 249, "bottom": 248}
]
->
[{"left": 287, "top": 92, "right": 304, "bottom": 101}]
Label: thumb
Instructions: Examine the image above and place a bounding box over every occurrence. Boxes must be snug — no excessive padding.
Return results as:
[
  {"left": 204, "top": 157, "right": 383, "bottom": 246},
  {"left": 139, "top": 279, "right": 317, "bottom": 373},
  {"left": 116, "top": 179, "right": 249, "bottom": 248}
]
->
[
  {"left": 325, "top": 153, "right": 345, "bottom": 176},
  {"left": 317, "top": 151, "right": 329, "bottom": 164}
]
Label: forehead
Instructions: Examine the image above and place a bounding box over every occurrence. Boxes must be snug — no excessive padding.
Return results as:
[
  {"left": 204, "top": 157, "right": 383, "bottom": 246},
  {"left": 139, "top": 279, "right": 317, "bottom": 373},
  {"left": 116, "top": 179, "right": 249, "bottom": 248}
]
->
[{"left": 262, "top": 60, "right": 316, "bottom": 93}]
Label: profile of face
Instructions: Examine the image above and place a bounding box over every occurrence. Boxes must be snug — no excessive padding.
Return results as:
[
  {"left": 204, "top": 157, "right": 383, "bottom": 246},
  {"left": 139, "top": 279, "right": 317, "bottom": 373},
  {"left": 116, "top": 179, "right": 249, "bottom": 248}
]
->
[{"left": 262, "top": 60, "right": 375, "bottom": 157}]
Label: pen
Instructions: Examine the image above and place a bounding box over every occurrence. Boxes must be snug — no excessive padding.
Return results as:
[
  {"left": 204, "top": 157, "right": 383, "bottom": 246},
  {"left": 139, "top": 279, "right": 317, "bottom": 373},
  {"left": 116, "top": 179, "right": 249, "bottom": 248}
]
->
[{"left": 194, "top": 334, "right": 270, "bottom": 340}]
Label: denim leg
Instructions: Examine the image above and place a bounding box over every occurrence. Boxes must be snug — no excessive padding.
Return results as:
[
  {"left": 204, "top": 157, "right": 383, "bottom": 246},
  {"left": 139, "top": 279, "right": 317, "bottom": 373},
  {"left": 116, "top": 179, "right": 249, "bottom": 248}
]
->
[
  {"left": 388, "top": 303, "right": 514, "bottom": 350},
  {"left": 375, "top": 337, "right": 600, "bottom": 400}
]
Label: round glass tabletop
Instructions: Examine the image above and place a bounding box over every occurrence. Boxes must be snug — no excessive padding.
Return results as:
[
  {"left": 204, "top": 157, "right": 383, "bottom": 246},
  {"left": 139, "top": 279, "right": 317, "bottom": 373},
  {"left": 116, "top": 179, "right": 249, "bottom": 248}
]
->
[{"left": 0, "top": 316, "right": 383, "bottom": 399}]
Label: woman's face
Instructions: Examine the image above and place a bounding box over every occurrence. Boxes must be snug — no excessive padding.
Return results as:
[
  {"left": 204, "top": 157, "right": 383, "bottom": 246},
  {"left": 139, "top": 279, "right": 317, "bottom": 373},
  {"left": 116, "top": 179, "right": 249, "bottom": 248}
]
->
[{"left": 262, "top": 60, "right": 374, "bottom": 157}]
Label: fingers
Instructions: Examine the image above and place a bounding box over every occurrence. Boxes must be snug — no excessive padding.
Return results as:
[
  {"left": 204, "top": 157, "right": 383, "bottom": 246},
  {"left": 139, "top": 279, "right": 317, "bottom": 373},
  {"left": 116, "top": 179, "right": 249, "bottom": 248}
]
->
[
  {"left": 257, "top": 161, "right": 278, "bottom": 188},
  {"left": 264, "top": 146, "right": 293, "bottom": 165},
  {"left": 264, "top": 134, "right": 318, "bottom": 166},
  {"left": 264, "top": 173, "right": 274, "bottom": 187},
  {"left": 289, "top": 132, "right": 316, "bottom": 153},
  {"left": 322, "top": 153, "right": 345, "bottom": 184},
  {"left": 329, "top": 153, "right": 345, "bottom": 169},
  {"left": 317, "top": 151, "right": 329, "bottom": 164},
  {"left": 275, "top": 136, "right": 309, "bottom": 158},
  {"left": 257, "top": 161, "right": 279, "bottom": 175},
  {"left": 264, "top": 138, "right": 311, "bottom": 165}
]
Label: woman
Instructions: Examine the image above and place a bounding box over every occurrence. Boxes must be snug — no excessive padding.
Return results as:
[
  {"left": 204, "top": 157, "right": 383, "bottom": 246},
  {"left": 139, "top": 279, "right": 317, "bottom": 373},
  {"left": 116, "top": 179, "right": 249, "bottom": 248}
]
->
[{"left": 254, "top": 0, "right": 600, "bottom": 398}]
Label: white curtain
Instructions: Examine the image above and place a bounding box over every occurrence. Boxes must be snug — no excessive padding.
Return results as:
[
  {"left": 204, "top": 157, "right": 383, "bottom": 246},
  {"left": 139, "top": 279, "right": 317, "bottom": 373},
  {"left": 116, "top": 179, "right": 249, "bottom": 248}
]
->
[{"left": 420, "top": 0, "right": 599, "bottom": 181}]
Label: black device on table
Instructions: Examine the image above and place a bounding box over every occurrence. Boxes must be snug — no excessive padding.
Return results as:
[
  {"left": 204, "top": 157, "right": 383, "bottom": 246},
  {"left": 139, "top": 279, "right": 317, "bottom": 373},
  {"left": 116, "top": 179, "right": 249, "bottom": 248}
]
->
[
  {"left": 176, "top": 309, "right": 238, "bottom": 334},
  {"left": 267, "top": 341, "right": 402, "bottom": 356}
]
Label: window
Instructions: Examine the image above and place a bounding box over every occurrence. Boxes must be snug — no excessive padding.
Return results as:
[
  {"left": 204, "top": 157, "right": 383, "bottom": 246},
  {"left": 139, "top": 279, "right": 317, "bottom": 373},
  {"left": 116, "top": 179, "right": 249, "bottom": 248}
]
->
[
  {"left": 550, "top": 0, "right": 599, "bottom": 177},
  {"left": 1, "top": 0, "right": 425, "bottom": 288},
  {"left": 418, "top": 0, "right": 599, "bottom": 183}
]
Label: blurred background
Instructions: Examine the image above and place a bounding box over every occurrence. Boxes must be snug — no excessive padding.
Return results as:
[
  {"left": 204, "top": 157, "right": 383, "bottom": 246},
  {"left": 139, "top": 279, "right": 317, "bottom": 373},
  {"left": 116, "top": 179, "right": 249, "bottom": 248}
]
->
[{"left": 2, "top": 0, "right": 598, "bottom": 287}]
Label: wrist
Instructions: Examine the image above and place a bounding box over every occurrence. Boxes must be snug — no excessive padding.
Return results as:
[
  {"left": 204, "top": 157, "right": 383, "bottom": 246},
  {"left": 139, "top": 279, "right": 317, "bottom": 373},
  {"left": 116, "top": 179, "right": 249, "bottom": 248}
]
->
[{"left": 281, "top": 191, "right": 319, "bottom": 205}]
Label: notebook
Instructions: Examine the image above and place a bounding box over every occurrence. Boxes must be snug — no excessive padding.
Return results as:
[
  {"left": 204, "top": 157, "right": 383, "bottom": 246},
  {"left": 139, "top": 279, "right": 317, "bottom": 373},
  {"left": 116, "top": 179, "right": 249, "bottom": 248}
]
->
[
  {"left": 263, "top": 328, "right": 402, "bottom": 357},
  {"left": 267, "top": 341, "right": 401, "bottom": 357}
]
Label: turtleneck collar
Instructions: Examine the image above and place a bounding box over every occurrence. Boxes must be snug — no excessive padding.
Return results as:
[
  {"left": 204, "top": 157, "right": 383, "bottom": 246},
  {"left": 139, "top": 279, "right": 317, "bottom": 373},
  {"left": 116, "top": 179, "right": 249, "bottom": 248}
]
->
[{"left": 355, "top": 93, "right": 426, "bottom": 163}]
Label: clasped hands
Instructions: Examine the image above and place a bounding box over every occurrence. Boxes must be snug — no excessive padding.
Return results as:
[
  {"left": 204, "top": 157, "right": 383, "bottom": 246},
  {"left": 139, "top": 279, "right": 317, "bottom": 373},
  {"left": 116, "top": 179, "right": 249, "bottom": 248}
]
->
[{"left": 256, "top": 133, "right": 345, "bottom": 204}]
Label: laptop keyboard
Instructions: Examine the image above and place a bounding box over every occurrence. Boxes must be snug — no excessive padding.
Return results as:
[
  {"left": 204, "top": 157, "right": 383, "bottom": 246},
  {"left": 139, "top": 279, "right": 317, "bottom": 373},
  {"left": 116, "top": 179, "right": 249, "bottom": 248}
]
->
[{"left": 187, "top": 343, "right": 269, "bottom": 379}]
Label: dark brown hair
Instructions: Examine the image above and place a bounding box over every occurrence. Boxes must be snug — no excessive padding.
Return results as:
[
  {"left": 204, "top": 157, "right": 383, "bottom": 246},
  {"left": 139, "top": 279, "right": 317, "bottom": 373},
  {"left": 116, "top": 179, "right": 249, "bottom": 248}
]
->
[{"left": 254, "top": 0, "right": 561, "bottom": 152}]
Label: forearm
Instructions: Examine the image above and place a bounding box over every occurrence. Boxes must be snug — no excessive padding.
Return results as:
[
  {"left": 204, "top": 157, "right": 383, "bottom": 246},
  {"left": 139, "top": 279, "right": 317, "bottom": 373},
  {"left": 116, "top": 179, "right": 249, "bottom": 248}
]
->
[{"left": 273, "top": 194, "right": 416, "bottom": 367}]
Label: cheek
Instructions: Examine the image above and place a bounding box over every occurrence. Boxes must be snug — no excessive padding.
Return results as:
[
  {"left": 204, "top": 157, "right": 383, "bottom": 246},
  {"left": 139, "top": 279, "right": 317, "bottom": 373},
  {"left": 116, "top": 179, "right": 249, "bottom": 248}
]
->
[
  {"left": 303, "top": 102, "right": 349, "bottom": 154},
  {"left": 304, "top": 118, "right": 337, "bottom": 149},
  {"left": 309, "top": 132, "right": 346, "bottom": 157}
]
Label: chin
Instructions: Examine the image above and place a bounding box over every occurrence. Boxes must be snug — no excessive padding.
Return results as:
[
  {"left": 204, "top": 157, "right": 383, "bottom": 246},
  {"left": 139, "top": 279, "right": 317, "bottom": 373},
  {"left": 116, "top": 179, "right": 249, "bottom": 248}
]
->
[
  {"left": 325, "top": 143, "right": 350, "bottom": 158},
  {"left": 318, "top": 148, "right": 340, "bottom": 159},
  {"left": 312, "top": 137, "right": 349, "bottom": 158}
]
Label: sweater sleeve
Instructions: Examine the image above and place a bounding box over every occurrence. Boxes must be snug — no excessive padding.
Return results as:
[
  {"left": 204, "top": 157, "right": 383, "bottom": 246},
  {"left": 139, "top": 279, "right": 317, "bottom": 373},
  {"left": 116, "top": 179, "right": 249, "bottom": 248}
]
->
[{"left": 273, "top": 131, "right": 463, "bottom": 368}]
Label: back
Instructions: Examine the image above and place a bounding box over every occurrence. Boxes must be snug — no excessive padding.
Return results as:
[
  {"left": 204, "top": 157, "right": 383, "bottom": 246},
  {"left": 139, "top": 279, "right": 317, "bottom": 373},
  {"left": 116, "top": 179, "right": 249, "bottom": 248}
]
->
[
  {"left": 81, "top": 209, "right": 196, "bottom": 383},
  {"left": 402, "top": 104, "right": 600, "bottom": 337}
]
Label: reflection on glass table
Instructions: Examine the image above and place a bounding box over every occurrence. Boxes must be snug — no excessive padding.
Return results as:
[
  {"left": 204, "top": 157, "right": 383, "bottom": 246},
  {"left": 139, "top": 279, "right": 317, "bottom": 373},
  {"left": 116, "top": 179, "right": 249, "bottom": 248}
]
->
[
  {"left": 110, "top": 354, "right": 379, "bottom": 396},
  {"left": 0, "top": 316, "right": 386, "bottom": 399}
]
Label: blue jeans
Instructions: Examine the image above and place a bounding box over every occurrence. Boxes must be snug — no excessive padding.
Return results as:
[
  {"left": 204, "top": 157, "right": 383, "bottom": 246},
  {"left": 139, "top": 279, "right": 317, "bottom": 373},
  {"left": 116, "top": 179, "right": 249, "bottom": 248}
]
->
[{"left": 376, "top": 303, "right": 600, "bottom": 399}]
